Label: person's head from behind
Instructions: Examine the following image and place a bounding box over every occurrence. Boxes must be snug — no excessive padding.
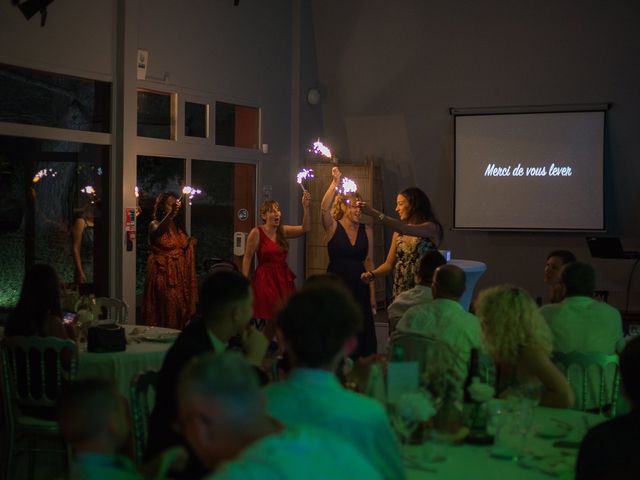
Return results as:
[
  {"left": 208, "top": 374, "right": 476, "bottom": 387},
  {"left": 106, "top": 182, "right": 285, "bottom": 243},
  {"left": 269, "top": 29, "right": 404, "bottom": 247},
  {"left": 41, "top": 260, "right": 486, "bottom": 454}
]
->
[
  {"left": 177, "top": 352, "right": 263, "bottom": 469},
  {"left": 431, "top": 264, "right": 466, "bottom": 300},
  {"left": 301, "top": 273, "right": 348, "bottom": 292},
  {"left": 199, "top": 270, "right": 252, "bottom": 340},
  {"left": 475, "top": 285, "right": 552, "bottom": 366},
  {"left": 559, "top": 261, "right": 595, "bottom": 297},
  {"left": 9, "top": 263, "right": 62, "bottom": 336},
  {"left": 332, "top": 192, "right": 363, "bottom": 224},
  {"left": 416, "top": 251, "right": 447, "bottom": 286},
  {"left": 544, "top": 250, "right": 576, "bottom": 285},
  {"left": 153, "top": 191, "right": 179, "bottom": 221},
  {"left": 57, "top": 379, "right": 129, "bottom": 453},
  {"left": 620, "top": 336, "right": 640, "bottom": 409},
  {"left": 277, "top": 286, "right": 363, "bottom": 369}
]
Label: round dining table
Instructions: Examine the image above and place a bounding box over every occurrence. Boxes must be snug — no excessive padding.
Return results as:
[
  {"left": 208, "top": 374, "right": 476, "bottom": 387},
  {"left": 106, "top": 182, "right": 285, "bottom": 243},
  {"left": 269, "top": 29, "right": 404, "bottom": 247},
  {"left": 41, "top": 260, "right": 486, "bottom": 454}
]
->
[
  {"left": 405, "top": 406, "right": 606, "bottom": 479},
  {"left": 77, "top": 325, "right": 179, "bottom": 400}
]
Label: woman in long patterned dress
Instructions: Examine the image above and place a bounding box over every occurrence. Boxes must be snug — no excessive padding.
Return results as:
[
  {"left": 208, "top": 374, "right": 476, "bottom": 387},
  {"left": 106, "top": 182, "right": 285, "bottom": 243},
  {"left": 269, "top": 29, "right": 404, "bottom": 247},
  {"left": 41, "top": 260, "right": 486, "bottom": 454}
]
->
[
  {"left": 143, "top": 192, "right": 198, "bottom": 329},
  {"left": 359, "top": 187, "right": 442, "bottom": 299},
  {"left": 242, "top": 192, "right": 311, "bottom": 343},
  {"left": 320, "top": 166, "right": 376, "bottom": 357}
]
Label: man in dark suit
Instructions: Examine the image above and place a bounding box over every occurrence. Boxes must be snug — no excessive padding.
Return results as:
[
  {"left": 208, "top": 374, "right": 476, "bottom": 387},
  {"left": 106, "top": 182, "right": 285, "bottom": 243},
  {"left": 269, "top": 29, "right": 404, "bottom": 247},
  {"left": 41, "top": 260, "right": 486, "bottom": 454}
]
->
[
  {"left": 145, "top": 269, "right": 268, "bottom": 477},
  {"left": 576, "top": 335, "right": 640, "bottom": 480}
]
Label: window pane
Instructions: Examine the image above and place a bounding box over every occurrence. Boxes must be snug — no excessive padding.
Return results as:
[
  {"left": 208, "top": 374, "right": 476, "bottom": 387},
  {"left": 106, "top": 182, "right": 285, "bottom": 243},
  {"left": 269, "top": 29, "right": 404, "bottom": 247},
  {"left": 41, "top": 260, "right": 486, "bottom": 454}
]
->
[
  {"left": 137, "top": 91, "right": 172, "bottom": 139},
  {"left": 0, "top": 63, "right": 111, "bottom": 132},
  {"left": 185, "top": 102, "right": 207, "bottom": 138},
  {"left": 191, "top": 160, "right": 255, "bottom": 274},
  {"left": 0, "top": 135, "right": 110, "bottom": 309},
  {"left": 136, "top": 156, "right": 185, "bottom": 295},
  {"left": 215, "top": 102, "right": 259, "bottom": 149}
]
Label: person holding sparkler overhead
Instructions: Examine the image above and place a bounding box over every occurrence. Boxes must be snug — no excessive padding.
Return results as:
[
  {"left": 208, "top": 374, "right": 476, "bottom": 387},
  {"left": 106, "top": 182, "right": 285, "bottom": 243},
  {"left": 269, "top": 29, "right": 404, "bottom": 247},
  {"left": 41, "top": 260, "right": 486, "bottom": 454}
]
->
[
  {"left": 143, "top": 191, "right": 198, "bottom": 329},
  {"left": 358, "top": 187, "right": 443, "bottom": 299},
  {"left": 320, "top": 166, "right": 377, "bottom": 357},
  {"left": 242, "top": 190, "right": 311, "bottom": 346}
]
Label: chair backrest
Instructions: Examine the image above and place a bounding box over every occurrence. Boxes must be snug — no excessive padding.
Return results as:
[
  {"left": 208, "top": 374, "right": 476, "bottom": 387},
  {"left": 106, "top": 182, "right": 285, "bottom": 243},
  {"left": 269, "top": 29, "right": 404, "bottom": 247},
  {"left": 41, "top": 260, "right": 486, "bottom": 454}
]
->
[
  {"left": 130, "top": 369, "right": 159, "bottom": 465},
  {"left": 553, "top": 351, "right": 620, "bottom": 416},
  {"left": 389, "top": 332, "right": 460, "bottom": 378},
  {"left": 95, "top": 297, "right": 129, "bottom": 324},
  {"left": 1, "top": 336, "right": 78, "bottom": 412}
]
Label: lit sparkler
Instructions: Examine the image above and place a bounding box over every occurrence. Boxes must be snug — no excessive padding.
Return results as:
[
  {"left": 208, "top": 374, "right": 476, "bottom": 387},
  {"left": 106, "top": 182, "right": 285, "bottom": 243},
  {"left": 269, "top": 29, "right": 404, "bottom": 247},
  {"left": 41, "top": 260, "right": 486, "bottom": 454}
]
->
[
  {"left": 32, "top": 168, "right": 57, "bottom": 184},
  {"left": 135, "top": 186, "right": 139, "bottom": 198},
  {"left": 338, "top": 177, "right": 358, "bottom": 195},
  {"left": 296, "top": 168, "right": 314, "bottom": 193},
  {"left": 311, "top": 140, "right": 332, "bottom": 159},
  {"left": 181, "top": 185, "right": 202, "bottom": 205},
  {"left": 81, "top": 185, "right": 97, "bottom": 204}
]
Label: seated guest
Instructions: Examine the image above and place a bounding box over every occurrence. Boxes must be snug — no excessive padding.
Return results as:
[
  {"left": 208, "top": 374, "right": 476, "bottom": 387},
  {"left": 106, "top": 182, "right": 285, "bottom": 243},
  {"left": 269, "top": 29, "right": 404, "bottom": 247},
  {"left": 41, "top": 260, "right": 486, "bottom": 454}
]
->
[
  {"left": 576, "top": 336, "right": 640, "bottom": 480},
  {"left": 5, "top": 263, "right": 70, "bottom": 339},
  {"left": 146, "top": 270, "right": 269, "bottom": 478},
  {"left": 543, "top": 250, "right": 576, "bottom": 304},
  {"left": 541, "top": 261, "right": 624, "bottom": 409},
  {"left": 393, "top": 264, "right": 481, "bottom": 383},
  {"left": 57, "top": 379, "right": 141, "bottom": 480},
  {"left": 177, "top": 352, "right": 382, "bottom": 479},
  {"left": 387, "top": 251, "right": 447, "bottom": 332},
  {"left": 264, "top": 286, "right": 404, "bottom": 480},
  {"left": 476, "top": 285, "right": 574, "bottom": 408}
]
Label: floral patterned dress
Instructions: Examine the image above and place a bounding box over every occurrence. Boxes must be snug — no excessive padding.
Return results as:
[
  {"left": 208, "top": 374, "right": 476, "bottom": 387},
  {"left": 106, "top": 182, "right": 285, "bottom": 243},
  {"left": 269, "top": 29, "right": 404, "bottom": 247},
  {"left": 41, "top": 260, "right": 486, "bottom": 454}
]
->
[
  {"left": 143, "top": 226, "right": 198, "bottom": 329},
  {"left": 392, "top": 234, "right": 437, "bottom": 298}
]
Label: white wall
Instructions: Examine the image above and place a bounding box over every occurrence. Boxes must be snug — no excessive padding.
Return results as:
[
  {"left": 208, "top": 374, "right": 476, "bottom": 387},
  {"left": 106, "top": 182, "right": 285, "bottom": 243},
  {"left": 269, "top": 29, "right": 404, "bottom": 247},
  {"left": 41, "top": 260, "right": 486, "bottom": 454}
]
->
[{"left": 311, "top": 0, "right": 640, "bottom": 309}]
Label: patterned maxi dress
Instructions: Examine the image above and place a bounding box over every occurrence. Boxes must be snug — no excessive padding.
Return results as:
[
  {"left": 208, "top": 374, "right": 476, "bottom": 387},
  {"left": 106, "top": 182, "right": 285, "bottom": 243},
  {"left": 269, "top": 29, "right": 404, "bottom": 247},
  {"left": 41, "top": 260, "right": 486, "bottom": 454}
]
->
[
  {"left": 143, "top": 226, "right": 198, "bottom": 329},
  {"left": 252, "top": 226, "right": 296, "bottom": 320},
  {"left": 392, "top": 234, "right": 437, "bottom": 299}
]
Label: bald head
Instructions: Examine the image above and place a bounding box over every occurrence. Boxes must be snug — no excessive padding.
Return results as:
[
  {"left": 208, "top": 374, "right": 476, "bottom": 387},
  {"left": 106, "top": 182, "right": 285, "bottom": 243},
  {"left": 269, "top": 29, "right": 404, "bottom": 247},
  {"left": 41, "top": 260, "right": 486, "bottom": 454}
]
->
[{"left": 432, "top": 264, "right": 466, "bottom": 300}]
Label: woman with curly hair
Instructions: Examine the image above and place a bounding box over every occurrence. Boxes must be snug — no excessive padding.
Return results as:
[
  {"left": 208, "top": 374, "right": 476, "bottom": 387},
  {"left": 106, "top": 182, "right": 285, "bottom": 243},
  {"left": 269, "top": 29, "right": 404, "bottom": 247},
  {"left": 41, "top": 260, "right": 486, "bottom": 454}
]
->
[
  {"left": 242, "top": 191, "right": 311, "bottom": 344},
  {"left": 475, "top": 285, "right": 574, "bottom": 408},
  {"left": 358, "top": 186, "right": 442, "bottom": 298},
  {"left": 320, "top": 166, "right": 376, "bottom": 357},
  {"left": 142, "top": 191, "right": 197, "bottom": 329}
]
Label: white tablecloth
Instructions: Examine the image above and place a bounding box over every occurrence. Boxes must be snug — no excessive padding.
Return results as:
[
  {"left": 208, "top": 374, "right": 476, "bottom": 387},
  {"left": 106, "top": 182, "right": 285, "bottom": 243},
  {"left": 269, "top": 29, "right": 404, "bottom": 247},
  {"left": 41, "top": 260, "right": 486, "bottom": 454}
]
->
[
  {"left": 77, "top": 325, "right": 177, "bottom": 400},
  {"left": 406, "top": 407, "right": 605, "bottom": 479}
]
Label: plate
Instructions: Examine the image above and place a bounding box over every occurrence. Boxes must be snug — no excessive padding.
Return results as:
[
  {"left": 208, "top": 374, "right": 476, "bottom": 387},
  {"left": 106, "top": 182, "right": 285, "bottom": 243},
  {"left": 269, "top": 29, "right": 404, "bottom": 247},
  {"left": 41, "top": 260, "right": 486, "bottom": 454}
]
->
[
  {"left": 535, "top": 422, "right": 572, "bottom": 439},
  {"left": 140, "top": 332, "right": 179, "bottom": 343}
]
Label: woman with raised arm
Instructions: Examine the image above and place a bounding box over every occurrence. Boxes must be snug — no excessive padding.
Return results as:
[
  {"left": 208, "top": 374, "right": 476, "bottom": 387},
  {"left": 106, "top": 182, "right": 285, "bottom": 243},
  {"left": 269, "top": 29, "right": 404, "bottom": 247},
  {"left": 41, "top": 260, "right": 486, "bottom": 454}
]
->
[
  {"left": 358, "top": 187, "right": 443, "bottom": 298},
  {"left": 242, "top": 191, "right": 311, "bottom": 343},
  {"left": 320, "top": 166, "right": 377, "bottom": 357},
  {"left": 142, "top": 192, "right": 198, "bottom": 329}
]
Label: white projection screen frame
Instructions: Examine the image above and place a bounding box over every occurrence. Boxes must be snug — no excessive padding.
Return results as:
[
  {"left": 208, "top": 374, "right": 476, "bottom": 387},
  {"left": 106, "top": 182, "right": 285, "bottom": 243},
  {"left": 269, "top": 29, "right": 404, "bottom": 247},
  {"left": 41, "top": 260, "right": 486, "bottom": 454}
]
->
[{"left": 453, "top": 108, "right": 606, "bottom": 231}]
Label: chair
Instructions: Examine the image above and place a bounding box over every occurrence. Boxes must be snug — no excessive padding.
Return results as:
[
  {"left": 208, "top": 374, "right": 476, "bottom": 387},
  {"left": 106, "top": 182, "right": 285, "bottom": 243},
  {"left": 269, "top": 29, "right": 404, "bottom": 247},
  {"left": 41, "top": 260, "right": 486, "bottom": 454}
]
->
[
  {"left": 388, "top": 332, "right": 462, "bottom": 382},
  {"left": 553, "top": 351, "right": 620, "bottom": 416},
  {"left": 130, "top": 369, "right": 159, "bottom": 465},
  {"left": 1, "top": 336, "right": 78, "bottom": 480},
  {"left": 95, "top": 297, "right": 129, "bottom": 324}
]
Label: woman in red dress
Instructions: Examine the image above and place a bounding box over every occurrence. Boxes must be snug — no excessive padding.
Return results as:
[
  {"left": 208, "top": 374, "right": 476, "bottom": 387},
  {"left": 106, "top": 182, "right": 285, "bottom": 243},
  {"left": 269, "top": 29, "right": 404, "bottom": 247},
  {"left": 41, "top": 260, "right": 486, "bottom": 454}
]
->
[
  {"left": 242, "top": 191, "right": 311, "bottom": 341},
  {"left": 143, "top": 192, "right": 198, "bottom": 329}
]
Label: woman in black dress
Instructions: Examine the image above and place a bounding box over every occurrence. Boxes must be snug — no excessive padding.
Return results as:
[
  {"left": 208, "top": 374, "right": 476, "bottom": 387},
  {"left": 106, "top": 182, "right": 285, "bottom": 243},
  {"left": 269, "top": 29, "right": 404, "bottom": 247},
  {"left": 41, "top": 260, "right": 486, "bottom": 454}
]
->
[{"left": 320, "top": 167, "right": 377, "bottom": 357}]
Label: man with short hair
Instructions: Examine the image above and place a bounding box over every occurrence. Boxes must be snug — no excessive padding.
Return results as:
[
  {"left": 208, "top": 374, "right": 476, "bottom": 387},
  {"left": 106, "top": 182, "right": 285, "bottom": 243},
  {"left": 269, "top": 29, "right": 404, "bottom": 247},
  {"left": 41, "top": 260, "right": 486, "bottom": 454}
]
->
[
  {"left": 264, "top": 286, "right": 404, "bottom": 480},
  {"left": 146, "top": 270, "right": 268, "bottom": 477},
  {"left": 387, "top": 251, "right": 447, "bottom": 331},
  {"left": 541, "top": 262, "right": 624, "bottom": 409},
  {"left": 394, "top": 264, "right": 482, "bottom": 381},
  {"left": 177, "top": 352, "right": 382, "bottom": 479},
  {"left": 576, "top": 336, "right": 640, "bottom": 479},
  {"left": 544, "top": 250, "right": 576, "bottom": 304}
]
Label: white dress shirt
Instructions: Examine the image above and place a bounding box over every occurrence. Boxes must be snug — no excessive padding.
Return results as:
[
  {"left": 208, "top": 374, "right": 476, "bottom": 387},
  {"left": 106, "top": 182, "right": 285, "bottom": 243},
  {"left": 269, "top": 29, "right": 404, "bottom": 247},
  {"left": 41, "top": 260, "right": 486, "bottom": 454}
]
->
[{"left": 387, "top": 284, "right": 433, "bottom": 331}]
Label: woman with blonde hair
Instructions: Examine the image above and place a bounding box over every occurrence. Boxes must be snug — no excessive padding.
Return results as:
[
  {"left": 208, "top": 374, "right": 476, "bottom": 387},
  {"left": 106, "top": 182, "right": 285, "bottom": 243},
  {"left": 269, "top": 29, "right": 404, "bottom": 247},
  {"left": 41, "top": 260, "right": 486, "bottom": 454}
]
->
[
  {"left": 475, "top": 285, "right": 574, "bottom": 408},
  {"left": 320, "top": 166, "right": 376, "bottom": 357},
  {"left": 242, "top": 192, "right": 311, "bottom": 343}
]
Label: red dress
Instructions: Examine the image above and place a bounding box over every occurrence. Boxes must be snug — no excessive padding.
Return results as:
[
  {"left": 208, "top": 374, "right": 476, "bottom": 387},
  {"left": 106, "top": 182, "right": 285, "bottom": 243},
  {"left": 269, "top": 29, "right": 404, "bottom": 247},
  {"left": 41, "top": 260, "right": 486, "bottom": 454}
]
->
[
  {"left": 143, "top": 226, "right": 198, "bottom": 329},
  {"left": 252, "top": 226, "right": 296, "bottom": 320}
]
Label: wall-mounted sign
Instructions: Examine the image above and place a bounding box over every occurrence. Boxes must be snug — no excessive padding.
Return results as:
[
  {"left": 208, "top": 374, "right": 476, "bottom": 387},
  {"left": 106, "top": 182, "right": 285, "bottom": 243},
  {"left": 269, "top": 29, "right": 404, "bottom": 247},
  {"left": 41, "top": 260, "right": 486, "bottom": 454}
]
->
[{"left": 237, "top": 208, "right": 249, "bottom": 221}]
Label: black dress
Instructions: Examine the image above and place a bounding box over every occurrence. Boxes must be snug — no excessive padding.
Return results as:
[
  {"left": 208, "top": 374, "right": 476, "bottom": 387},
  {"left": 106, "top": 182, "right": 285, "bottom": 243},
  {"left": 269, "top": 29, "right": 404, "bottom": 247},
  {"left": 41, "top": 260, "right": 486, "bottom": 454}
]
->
[{"left": 327, "top": 222, "right": 377, "bottom": 358}]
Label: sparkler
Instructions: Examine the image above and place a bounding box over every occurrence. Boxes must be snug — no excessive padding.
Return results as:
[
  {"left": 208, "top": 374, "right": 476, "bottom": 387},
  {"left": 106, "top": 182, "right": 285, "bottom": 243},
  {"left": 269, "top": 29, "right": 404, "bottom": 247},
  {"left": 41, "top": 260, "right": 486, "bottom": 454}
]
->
[
  {"left": 81, "top": 185, "right": 97, "bottom": 204},
  {"left": 32, "top": 168, "right": 57, "bottom": 184},
  {"left": 311, "top": 140, "right": 332, "bottom": 159},
  {"left": 181, "top": 185, "right": 202, "bottom": 205},
  {"left": 296, "top": 168, "right": 314, "bottom": 193},
  {"left": 337, "top": 177, "right": 358, "bottom": 196}
]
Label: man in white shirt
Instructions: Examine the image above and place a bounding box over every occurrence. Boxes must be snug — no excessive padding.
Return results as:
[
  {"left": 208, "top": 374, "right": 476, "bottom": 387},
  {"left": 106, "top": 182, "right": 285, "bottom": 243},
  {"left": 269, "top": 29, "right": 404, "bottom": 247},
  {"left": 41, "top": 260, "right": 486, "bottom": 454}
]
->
[
  {"left": 394, "top": 264, "right": 482, "bottom": 382},
  {"left": 540, "top": 262, "right": 624, "bottom": 409},
  {"left": 177, "top": 352, "right": 382, "bottom": 480},
  {"left": 387, "top": 251, "right": 446, "bottom": 332},
  {"left": 264, "top": 286, "right": 404, "bottom": 480}
]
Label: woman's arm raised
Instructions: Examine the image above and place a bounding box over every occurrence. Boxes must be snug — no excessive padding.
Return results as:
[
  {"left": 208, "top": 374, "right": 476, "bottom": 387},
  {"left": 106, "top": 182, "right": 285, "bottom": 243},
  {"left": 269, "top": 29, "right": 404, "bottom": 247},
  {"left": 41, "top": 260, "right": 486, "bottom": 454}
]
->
[{"left": 283, "top": 191, "right": 311, "bottom": 238}]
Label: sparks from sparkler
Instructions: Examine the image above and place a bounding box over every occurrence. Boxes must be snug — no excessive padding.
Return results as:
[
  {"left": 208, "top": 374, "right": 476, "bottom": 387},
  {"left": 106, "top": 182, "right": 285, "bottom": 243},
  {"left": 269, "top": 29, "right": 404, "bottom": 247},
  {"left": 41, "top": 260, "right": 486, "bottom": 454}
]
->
[
  {"left": 338, "top": 177, "right": 358, "bottom": 196},
  {"left": 32, "top": 168, "right": 57, "bottom": 184},
  {"left": 296, "top": 168, "right": 314, "bottom": 192},
  {"left": 181, "top": 185, "right": 202, "bottom": 205},
  {"left": 135, "top": 186, "right": 139, "bottom": 198},
  {"left": 311, "top": 139, "right": 332, "bottom": 159}
]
